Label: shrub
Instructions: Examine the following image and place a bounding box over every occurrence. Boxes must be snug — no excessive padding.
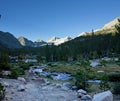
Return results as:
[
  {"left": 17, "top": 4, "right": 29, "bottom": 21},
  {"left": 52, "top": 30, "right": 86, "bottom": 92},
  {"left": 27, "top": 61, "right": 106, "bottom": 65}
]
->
[
  {"left": 0, "top": 69, "right": 2, "bottom": 77},
  {"left": 108, "top": 73, "right": 120, "bottom": 82},
  {"left": 99, "top": 73, "right": 111, "bottom": 91},
  {"left": 9, "top": 67, "right": 24, "bottom": 79},
  {"left": 75, "top": 71, "right": 89, "bottom": 91},
  {"left": 28, "top": 63, "right": 34, "bottom": 67},
  {"left": 113, "top": 82, "right": 120, "bottom": 94},
  {"left": 0, "top": 63, "right": 11, "bottom": 70},
  {"left": 10, "top": 69, "right": 19, "bottom": 79},
  {"left": 46, "top": 75, "right": 52, "bottom": 79},
  {"left": 20, "top": 63, "right": 31, "bottom": 70},
  {"left": 74, "top": 60, "right": 90, "bottom": 91},
  {"left": 116, "top": 61, "right": 120, "bottom": 66},
  {"left": 100, "top": 60, "right": 107, "bottom": 66},
  {"left": 0, "top": 83, "right": 6, "bottom": 100}
]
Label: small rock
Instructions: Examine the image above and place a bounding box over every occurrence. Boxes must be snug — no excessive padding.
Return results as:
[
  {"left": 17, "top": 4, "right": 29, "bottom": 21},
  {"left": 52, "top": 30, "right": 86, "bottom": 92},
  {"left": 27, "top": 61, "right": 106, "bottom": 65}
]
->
[
  {"left": 43, "top": 78, "right": 48, "bottom": 83},
  {"left": 81, "top": 95, "right": 92, "bottom": 101},
  {"left": 17, "top": 85, "right": 25, "bottom": 91},
  {"left": 77, "top": 92, "right": 84, "bottom": 98},
  {"left": 46, "top": 82, "right": 51, "bottom": 85},
  {"left": 71, "top": 86, "right": 77, "bottom": 90},
  {"left": 31, "top": 77, "right": 37, "bottom": 80},
  {"left": 43, "top": 78, "right": 50, "bottom": 84},
  {"left": 77, "top": 89, "right": 87, "bottom": 98},
  {"left": 17, "top": 77, "right": 26, "bottom": 83},
  {"left": 33, "top": 68, "right": 42, "bottom": 74},
  {"left": 3, "top": 82, "right": 9, "bottom": 87},
  {"left": 63, "top": 82, "right": 72, "bottom": 89},
  {"left": 77, "top": 89, "right": 87, "bottom": 94},
  {"left": 61, "top": 86, "right": 69, "bottom": 91},
  {"left": 5, "top": 97, "right": 12, "bottom": 101},
  {"left": 97, "top": 71, "right": 104, "bottom": 73},
  {"left": 56, "top": 84, "right": 62, "bottom": 88},
  {"left": 11, "top": 91, "right": 14, "bottom": 94}
]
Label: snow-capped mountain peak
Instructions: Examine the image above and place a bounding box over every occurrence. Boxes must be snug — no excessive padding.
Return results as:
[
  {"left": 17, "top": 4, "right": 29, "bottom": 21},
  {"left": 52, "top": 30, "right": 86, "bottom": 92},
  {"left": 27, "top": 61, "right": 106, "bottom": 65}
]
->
[
  {"left": 47, "top": 36, "right": 72, "bottom": 45},
  {"left": 35, "top": 39, "right": 44, "bottom": 42},
  {"left": 47, "top": 36, "right": 60, "bottom": 42}
]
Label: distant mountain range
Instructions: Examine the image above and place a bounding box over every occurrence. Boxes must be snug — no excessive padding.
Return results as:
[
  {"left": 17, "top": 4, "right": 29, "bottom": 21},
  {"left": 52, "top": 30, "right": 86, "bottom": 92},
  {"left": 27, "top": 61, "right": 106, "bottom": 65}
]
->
[
  {"left": 0, "top": 17, "right": 120, "bottom": 49},
  {"left": 17, "top": 36, "right": 72, "bottom": 47}
]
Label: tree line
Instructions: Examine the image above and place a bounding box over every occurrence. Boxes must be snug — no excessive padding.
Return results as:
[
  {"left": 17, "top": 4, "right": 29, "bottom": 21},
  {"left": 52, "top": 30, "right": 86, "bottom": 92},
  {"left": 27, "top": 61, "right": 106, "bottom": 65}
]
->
[{"left": 0, "top": 27, "right": 120, "bottom": 62}]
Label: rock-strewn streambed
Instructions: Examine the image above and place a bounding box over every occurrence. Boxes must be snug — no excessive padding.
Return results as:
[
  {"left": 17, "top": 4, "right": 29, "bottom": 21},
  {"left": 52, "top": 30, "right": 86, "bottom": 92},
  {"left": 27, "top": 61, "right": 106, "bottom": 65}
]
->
[{"left": 0, "top": 75, "right": 79, "bottom": 101}]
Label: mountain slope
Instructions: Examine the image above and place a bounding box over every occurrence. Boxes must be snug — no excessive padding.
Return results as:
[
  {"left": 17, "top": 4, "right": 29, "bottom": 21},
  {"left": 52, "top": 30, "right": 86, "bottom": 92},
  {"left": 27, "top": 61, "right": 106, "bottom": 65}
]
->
[
  {"left": 94, "top": 17, "right": 120, "bottom": 35},
  {"left": 0, "top": 31, "right": 22, "bottom": 49},
  {"left": 18, "top": 37, "right": 47, "bottom": 47},
  {"left": 18, "top": 36, "right": 35, "bottom": 47},
  {"left": 79, "top": 17, "right": 120, "bottom": 36},
  {"left": 103, "top": 17, "right": 120, "bottom": 29}
]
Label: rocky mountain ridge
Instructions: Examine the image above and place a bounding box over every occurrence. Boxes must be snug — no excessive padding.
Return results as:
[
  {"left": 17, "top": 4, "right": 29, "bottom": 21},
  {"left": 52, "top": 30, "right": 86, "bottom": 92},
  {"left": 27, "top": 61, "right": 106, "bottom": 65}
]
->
[
  {"left": 103, "top": 17, "right": 120, "bottom": 29},
  {"left": 18, "top": 36, "right": 35, "bottom": 47},
  {"left": 79, "top": 17, "right": 120, "bottom": 36}
]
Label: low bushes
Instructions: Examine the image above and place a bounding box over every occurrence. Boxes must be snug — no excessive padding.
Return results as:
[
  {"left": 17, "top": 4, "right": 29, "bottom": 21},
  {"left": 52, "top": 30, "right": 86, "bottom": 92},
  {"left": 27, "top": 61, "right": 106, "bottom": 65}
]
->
[
  {"left": 113, "top": 82, "right": 120, "bottom": 94},
  {"left": 9, "top": 67, "right": 25, "bottom": 79},
  {"left": 20, "top": 63, "right": 31, "bottom": 70},
  {"left": 0, "top": 63, "right": 11, "bottom": 70},
  {"left": 99, "top": 73, "right": 111, "bottom": 91},
  {"left": 75, "top": 71, "right": 89, "bottom": 91}
]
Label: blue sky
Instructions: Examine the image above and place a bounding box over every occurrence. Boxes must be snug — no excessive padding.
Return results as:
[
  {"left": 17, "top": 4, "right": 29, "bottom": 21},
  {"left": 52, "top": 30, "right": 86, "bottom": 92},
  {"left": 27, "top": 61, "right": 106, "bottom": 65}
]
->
[{"left": 0, "top": 0, "right": 120, "bottom": 41}]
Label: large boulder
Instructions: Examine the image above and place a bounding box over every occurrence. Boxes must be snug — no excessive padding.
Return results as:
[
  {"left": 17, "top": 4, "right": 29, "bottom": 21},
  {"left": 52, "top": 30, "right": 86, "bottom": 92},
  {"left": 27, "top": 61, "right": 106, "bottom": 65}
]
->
[{"left": 92, "top": 90, "right": 113, "bottom": 101}]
